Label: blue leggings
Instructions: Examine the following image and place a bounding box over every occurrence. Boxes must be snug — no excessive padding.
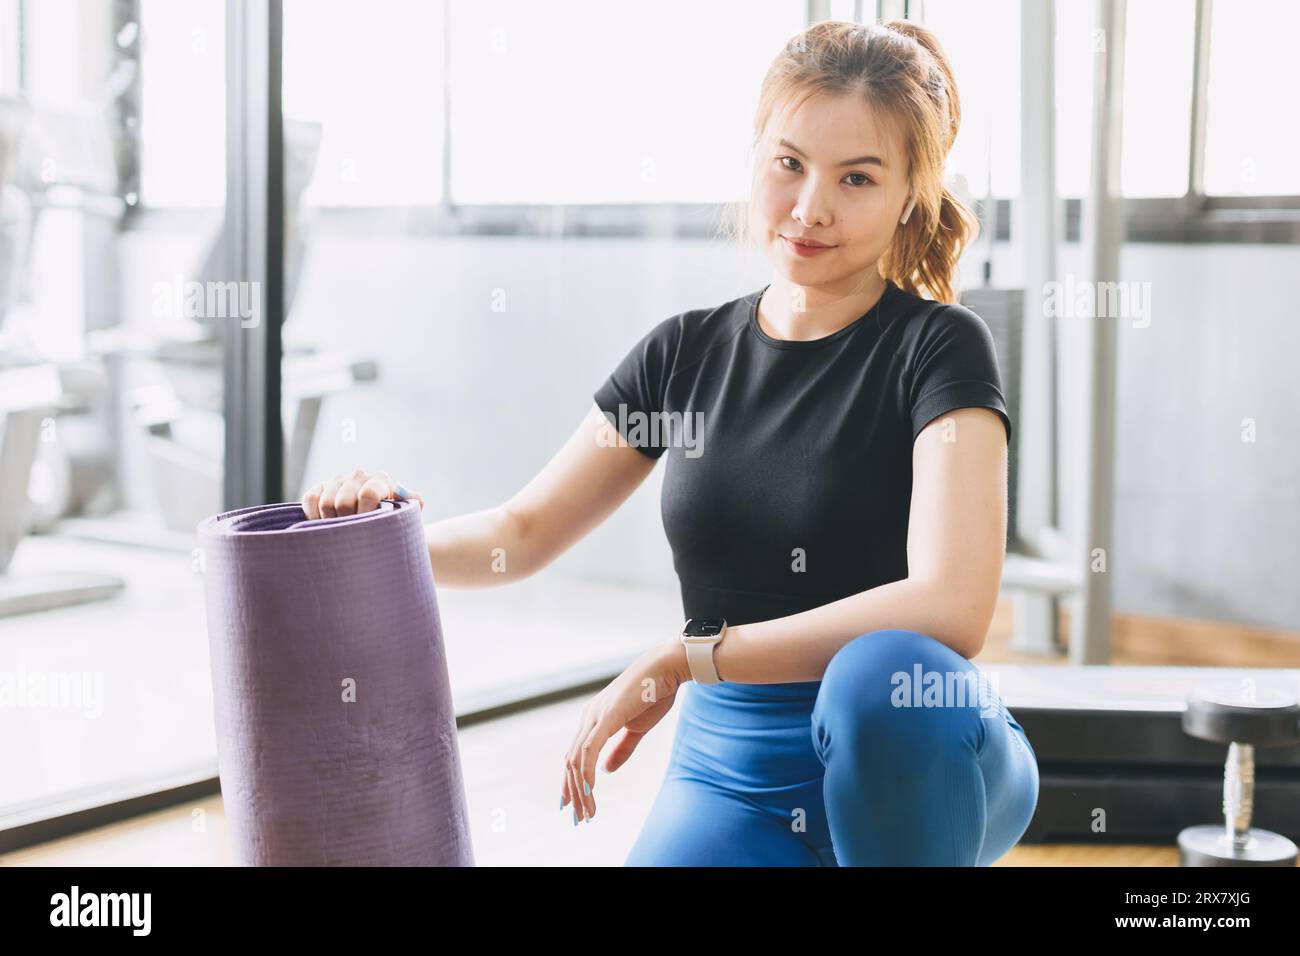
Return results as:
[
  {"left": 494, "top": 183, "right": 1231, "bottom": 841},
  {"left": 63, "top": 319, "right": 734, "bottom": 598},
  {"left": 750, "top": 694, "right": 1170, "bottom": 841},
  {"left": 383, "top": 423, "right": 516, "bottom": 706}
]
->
[{"left": 624, "top": 629, "right": 1040, "bottom": 866}]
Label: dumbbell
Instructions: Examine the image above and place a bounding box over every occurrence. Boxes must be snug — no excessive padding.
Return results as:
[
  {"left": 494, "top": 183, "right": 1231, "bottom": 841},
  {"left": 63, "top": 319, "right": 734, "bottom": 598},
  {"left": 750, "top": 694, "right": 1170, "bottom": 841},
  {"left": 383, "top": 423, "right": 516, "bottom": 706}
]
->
[{"left": 1177, "top": 682, "right": 1300, "bottom": 867}]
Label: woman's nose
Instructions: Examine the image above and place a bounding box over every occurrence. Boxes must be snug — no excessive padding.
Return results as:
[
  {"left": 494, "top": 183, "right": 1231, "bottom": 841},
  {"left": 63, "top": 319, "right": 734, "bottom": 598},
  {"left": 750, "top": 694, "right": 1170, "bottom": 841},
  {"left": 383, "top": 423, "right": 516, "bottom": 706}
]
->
[{"left": 792, "top": 180, "right": 832, "bottom": 228}]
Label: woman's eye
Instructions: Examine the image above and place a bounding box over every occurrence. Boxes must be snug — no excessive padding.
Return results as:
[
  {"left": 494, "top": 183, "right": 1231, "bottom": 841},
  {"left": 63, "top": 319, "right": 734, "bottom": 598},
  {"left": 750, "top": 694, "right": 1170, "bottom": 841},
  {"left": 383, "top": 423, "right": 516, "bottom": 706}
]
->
[{"left": 777, "top": 157, "right": 872, "bottom": 187}]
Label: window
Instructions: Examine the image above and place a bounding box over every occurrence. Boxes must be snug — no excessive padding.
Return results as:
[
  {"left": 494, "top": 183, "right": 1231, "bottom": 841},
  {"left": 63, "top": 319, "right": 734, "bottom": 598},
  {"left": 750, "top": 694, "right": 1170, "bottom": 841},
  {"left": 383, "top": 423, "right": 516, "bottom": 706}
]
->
[
  {"left": 920, "top": 0, "right": 1022, "bottom": 200},
  {"left": 0, "top": 0, "right": 19, "bottom": 94},
  {"left": 1054, "top": 0, "right": 1093, "bottom": 198},
  {"left": 139, "top": 0, "right": 225, "bottom": 207},
  {"left": 446, "top": 0, "right": 805, "bottom": 204},
  {"left": 1119, "top": 0, "right": 1196, "bottom": 197},
  {"left": 929, "top": 0, "right": 1200, "bottom": 202},
  {"left": 138, "top": 0, "right": 809, "bottom": 210},
  {"left": 282, "top": 0, "right": 445, "bottom": 207},
  {"left": 829, "top": 0, "right": 862, "bottom": 22},
  {"left": 1202, "top": 0, "right": 1300, "bottom": 196}
]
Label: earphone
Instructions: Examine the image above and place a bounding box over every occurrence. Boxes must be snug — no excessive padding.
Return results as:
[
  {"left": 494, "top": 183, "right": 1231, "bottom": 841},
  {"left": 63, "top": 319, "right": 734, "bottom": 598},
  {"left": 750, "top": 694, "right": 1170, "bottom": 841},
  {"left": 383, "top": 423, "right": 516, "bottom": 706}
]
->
[{"left": 900, "top": 194, "right": 917, "bottom": 225}]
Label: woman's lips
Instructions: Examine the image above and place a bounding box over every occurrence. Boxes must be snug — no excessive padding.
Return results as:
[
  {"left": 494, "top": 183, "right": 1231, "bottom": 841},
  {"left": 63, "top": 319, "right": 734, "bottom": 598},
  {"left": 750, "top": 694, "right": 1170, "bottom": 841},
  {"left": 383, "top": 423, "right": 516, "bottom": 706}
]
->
[{"left": 782, "top": 236, "right": 836, "bottom": 258}]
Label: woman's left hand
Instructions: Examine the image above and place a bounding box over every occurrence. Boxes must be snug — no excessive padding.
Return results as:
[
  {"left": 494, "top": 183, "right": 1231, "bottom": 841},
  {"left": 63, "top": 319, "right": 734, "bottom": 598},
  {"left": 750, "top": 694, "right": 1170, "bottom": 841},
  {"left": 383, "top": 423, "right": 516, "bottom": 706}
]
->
[{"left": 561, "top": 637, "right": 691, "bottom": 823}]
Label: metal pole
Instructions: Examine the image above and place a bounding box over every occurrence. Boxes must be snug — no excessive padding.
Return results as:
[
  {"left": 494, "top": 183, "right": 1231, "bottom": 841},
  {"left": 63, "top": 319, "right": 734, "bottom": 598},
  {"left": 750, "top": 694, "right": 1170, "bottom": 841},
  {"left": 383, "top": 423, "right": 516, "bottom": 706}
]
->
[
  {"left": 1011, "top": 0, "right": 1061, "bottom": 655},
  {"left": 1186, "top": 0, "right": 1213, "bottom": 205},
  {"left": 223, "top": 0, "right": 284, "bottom": 509},
  {"left": 1073, "top": 0, "right": 1124, "bottom": 664}
]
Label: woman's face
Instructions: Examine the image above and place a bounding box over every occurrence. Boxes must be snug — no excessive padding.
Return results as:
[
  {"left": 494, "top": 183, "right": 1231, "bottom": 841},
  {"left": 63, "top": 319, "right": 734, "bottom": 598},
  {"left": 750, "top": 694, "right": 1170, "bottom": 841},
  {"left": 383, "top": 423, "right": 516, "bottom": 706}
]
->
[{"left": 751, "top": 92, "right": 911, "bottom": 289}]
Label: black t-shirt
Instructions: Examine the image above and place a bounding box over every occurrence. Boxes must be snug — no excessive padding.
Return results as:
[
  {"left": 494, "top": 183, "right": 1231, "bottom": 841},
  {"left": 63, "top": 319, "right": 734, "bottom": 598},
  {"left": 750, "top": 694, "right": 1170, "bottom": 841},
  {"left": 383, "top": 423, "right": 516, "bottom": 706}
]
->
[{"left": 593, "top": 279, "right": 1011, "bottom": 629}]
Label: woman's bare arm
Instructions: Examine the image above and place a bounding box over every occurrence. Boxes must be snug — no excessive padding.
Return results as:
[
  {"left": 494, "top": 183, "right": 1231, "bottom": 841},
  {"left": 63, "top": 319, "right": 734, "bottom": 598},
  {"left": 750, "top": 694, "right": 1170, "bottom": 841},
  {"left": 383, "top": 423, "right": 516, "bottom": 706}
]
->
[{"left": 424, "top": 403, "right": 657, "bottom": 588}]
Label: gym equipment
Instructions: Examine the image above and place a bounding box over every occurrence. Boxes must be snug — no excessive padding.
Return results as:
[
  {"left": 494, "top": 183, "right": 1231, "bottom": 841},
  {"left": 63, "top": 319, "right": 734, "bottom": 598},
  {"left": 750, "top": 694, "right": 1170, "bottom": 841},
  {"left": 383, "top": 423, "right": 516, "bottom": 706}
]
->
[
  {"left": 83, "top": 118, "right": 381, "bottom": 534},
  {"left": 961, "top": 287, "right": 1082, "bottom": 660},
  {"left": 0, "top": 358, "right": 125, "bottom": 617},
  {"left": 0, "top": 97, "right": 125, "bottom": 616},
  {"left": 958, "top": 287, "right": 1022, "bottom": 550},
  {"left": 1176, "top": 683, "right": 1300, "bottom": 866},
  {"left": 198, "top": 499, "right": 474, "bottom": 866},
  {"left": 982, "top": 665, "right": 1300, "bottom": 848}
]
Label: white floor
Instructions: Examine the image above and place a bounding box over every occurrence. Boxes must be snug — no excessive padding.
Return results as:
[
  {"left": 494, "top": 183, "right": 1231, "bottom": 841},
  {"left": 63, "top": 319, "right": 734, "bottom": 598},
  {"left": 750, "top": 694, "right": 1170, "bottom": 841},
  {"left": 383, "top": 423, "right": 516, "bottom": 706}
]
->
[
  {"left": 1, "top": 689, "right": 683, "bottom": 866},
  {"left": 0, "top": 524, "right": 682, "bottom": 838},
  {"left": 456, "top": 691, "right": 681, "bottom": 866}
]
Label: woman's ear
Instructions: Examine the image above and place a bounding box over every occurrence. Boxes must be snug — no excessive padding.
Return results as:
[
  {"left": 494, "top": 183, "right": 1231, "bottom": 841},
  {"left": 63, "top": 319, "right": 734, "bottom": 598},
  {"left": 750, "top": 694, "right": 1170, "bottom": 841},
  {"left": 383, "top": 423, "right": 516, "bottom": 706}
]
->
[{"left": 900, "top": 193, "right": 917, "bottom": 225}]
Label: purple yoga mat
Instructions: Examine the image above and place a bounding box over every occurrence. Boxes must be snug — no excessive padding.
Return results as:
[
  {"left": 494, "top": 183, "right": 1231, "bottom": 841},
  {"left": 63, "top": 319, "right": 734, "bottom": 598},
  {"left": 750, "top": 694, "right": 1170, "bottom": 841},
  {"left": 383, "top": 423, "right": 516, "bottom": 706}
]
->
[{"left": 197, "top": 499, "right": 474, "bottom": 866}]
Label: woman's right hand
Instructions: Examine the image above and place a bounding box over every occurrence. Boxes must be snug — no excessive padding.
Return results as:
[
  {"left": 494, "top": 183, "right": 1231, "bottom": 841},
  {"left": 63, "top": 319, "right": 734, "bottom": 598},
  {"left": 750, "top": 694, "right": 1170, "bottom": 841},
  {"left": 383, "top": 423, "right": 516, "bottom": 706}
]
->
[{"left": 301, "top": 467, "right": 425, "bottom": 519}]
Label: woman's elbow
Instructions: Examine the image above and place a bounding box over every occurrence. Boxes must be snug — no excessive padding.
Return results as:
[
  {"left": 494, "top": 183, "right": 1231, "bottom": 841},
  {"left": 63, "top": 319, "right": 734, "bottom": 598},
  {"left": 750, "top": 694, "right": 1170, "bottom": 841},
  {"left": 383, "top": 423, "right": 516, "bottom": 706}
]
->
[
  {"left": 955, "top": 588, "right": 999, "bottom": 658},
  {"left": 918, "top": 579, "right": 997, "bottom": 659}
]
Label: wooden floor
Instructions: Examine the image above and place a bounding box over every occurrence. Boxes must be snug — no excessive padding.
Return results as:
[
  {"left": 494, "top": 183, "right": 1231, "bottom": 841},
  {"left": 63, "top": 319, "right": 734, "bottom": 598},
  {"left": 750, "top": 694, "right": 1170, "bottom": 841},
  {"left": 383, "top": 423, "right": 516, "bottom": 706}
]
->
[
  {"left": 1, "top": 793, "right": 1182, "bottom": 867},
  {"left": 5, "top": 596, "right": 1295, "bottom": 867}
]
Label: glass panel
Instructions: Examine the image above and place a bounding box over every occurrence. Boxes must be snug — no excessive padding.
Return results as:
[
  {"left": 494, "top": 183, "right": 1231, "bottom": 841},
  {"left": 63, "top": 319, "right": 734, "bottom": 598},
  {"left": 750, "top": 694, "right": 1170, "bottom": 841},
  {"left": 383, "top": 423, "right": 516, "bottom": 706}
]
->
[
  {"left": 0, "top": 0, "right": 225, "bottom": 824},
  {"left": 1055, "top": 0, "right": 1095, "bottom": 199},
  {"left": 921, "top": 0, "right": 1022, "bottom": 199},
  {"left": 1203, "top": 0, "right": 1300, "bottom": 196},
  {"left": 828, "top": 0, "right": 861, "bottom": 24},
  {"left": 1119, "top": 0, "right": 1195, "bottom": 197},
  {"left": 447, "top": 0, "right": 806, "bottom": 203},
  {"left": 283, "top": 0, "right": 444, "bottom": 206},
  {"left": 0, "top": 0, "right": 19, "bottom": 94},
  {"left": 1055, "top": 0, "right": 1194, "bottom": 199},
  {"left": 138, "top": 0, "right": 224, "bottom": 207}
]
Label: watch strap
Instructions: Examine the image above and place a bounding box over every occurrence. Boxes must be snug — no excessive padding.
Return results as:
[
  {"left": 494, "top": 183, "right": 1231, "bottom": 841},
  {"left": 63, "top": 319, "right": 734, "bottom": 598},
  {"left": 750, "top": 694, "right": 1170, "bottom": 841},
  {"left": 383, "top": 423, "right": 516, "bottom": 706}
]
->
[{"left": 683, "top": 627, "right": 725, "bottom": 684}]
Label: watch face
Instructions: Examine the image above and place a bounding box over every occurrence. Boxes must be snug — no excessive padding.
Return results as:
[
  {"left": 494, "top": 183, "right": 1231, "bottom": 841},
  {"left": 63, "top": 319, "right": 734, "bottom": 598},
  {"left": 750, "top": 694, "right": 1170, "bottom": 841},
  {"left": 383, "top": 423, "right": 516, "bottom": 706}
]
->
[{"left": 683, "top": 617, "right": 726, "bottom": 637}]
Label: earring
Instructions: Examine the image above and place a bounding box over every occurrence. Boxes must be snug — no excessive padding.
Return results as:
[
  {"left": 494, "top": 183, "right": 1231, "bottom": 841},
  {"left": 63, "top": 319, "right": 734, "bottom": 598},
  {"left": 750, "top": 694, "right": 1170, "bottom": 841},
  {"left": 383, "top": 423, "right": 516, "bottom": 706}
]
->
[{"left": 900, "top": 196, "right": 917, "bottom": 225}]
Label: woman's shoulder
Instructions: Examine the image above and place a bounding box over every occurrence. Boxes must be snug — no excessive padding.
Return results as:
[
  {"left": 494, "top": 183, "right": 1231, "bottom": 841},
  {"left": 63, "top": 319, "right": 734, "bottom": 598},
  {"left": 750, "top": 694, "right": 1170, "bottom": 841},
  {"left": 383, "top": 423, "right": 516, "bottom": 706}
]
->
[
  {"left": 881, "top": 282, "right": 995, "bottom": 348},
  {"left": 635, "top": 288, "right": 756, "bottom": 359}
]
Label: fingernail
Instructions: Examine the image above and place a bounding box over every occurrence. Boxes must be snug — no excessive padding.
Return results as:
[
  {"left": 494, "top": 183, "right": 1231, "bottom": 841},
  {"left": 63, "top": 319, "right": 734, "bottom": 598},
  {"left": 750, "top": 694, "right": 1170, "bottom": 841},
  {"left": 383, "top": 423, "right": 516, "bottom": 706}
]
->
[
  {"left": 560, "top": 796, "right": 565, "bottom": 810},
  {"left": 583, "top": 780, "right": 591, "bottom": 795},
  {"left": 572, "top": 808, "right": 578, "bottom": 826},
  {"left": 394, "top": 482, "right": 412, "bottom": 500}
]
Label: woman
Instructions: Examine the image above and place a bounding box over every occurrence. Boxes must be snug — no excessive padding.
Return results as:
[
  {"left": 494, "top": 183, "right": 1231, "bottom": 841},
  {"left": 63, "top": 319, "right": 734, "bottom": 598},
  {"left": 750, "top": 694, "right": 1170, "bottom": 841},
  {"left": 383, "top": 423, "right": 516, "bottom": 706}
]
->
[{"left": 302, "top": 19, "right": 1039, "bottom": 866}]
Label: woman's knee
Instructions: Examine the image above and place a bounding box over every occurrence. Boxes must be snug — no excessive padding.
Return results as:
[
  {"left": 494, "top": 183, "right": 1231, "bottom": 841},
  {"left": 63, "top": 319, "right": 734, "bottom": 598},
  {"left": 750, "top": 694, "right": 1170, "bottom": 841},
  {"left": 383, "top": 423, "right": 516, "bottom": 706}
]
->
[
  {"left": 820, "top": 629, "right": 973, "bottom": 709},
  {"left": 812, "top": 629, "right": 987, "bottom": 755}
]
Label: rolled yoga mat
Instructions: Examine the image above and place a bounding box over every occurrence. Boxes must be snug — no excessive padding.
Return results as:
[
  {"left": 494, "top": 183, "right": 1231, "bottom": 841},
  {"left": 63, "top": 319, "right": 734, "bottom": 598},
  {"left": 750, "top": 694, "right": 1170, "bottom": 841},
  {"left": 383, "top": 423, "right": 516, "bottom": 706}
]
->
[{"left": 197, "top": 499, "right": 474, "bottom": 866}]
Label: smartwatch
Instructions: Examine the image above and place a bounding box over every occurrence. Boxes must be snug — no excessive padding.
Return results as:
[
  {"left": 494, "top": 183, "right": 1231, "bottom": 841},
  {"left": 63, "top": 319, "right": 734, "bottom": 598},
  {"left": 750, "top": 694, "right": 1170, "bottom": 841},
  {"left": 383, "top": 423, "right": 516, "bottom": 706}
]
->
[{"left": 680, "top": 617, "right": 727, "bottom": 684}]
